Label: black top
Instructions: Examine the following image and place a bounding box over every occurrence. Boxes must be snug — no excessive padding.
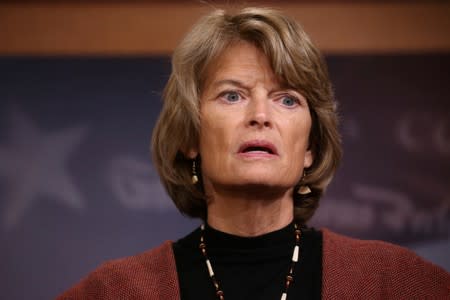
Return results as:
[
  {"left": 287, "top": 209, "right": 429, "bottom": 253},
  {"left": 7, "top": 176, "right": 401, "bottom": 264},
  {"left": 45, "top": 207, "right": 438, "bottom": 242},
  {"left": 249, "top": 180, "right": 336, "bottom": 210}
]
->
[{"left": 172, "top": 223, "right": 322, "bottom": 300}]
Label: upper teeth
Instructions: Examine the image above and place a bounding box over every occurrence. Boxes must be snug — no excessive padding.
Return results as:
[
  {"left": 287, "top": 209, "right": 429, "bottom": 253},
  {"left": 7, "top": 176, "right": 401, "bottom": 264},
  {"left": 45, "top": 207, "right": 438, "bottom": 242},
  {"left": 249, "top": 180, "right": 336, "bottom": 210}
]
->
[{"left": 246, "top": 147, "right": 271, "bottom": 153}]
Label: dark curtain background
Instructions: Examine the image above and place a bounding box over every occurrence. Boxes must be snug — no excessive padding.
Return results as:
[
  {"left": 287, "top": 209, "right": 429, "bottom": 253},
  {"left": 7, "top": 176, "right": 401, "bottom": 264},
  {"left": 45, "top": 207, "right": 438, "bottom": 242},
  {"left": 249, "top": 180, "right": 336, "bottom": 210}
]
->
[{"left": 0, "top": 55, "right": 449, "bottom": 300}]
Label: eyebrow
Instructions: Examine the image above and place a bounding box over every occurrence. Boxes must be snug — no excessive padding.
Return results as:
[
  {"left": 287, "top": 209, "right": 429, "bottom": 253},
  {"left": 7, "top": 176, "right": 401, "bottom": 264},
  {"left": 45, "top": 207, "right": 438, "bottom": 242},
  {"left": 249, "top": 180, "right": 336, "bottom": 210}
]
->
[
  {"left": 209, "top": 78, "right": 298, "bottom": 97},
  {"left": 212, "top": 79, "right": 249, "bottom": 89},
  {"left": 211, "top": 78, "right": 291, "bottom": 91}
]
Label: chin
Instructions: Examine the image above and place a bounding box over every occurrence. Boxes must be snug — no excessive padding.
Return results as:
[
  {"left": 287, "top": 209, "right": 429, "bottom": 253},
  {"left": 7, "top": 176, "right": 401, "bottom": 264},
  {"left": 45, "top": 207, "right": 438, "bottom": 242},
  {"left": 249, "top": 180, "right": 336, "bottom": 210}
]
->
[
  {"left": 232, "top": 172, "right": 290, "bottom": 188},
  {"left": 238, "top": 166, "right": 286, "bottom": 179}
]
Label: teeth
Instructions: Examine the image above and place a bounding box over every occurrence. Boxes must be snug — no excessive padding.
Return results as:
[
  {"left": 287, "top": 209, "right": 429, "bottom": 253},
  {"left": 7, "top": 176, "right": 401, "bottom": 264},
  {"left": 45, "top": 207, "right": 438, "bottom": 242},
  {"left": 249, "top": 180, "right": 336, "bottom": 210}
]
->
[{"left": 245, "top": 146, "right": 271, "bottom": 153}]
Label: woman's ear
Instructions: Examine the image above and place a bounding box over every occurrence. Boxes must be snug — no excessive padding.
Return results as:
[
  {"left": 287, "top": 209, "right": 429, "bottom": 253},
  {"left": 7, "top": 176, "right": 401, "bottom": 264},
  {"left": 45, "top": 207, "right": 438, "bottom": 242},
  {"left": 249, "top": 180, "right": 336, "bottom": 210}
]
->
[
  {"left": 186, "top": 148, "right": 198, "bottom": 159},
  {"left": 304, "top": 149, "right": 313, "bottom": 168}
]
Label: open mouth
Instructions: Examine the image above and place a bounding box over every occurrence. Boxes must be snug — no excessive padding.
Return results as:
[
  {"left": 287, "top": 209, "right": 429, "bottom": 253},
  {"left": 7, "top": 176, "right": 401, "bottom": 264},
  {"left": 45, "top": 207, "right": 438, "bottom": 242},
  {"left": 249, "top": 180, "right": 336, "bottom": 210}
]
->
[
  {"left": 242, "top": 146, "right": 275, "bottom": 154},
  {"left": 238, "top": 141, "right": 278, "bottom": 155}
]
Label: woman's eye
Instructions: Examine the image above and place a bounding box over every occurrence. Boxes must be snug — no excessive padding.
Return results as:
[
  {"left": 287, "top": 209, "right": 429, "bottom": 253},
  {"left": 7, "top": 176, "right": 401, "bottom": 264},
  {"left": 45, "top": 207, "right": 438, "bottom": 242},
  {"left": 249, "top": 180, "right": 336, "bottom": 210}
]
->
[
  {"left": 281, "top": 95, "right": 298, "bottom": 107},
  {"left": 222, "top": 91, "right": 241, "bottom": 102}
]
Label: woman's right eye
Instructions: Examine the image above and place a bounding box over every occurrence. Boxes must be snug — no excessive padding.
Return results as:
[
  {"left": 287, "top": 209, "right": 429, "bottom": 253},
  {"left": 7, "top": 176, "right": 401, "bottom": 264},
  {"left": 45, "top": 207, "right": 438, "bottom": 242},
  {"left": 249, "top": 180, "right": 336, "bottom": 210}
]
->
[{"left": 221, "top": 91, "right": 241, "bottom": 102}]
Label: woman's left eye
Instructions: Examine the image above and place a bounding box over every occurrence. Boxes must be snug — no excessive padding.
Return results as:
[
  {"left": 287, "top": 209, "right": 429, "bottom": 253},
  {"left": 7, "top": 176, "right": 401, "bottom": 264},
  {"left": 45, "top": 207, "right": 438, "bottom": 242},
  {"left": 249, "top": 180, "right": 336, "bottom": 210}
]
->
[{"left": 280, "top": 95, "right": 298, "bottom": 107}]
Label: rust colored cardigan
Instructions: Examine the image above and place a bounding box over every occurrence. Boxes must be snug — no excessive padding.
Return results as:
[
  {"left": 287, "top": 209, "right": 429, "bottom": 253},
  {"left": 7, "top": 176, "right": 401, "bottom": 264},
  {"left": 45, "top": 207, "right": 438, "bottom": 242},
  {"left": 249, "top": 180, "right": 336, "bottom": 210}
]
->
[{"left": 57, "top": 229, "right": 450, "bottom": 299}]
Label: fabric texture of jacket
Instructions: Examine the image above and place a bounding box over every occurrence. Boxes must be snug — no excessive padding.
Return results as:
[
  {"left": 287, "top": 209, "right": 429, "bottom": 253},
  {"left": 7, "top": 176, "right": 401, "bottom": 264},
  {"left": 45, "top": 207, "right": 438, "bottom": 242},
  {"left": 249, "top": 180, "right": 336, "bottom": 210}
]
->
[{"left": 57, "top": 228, "right": 450, "bottom": 299}]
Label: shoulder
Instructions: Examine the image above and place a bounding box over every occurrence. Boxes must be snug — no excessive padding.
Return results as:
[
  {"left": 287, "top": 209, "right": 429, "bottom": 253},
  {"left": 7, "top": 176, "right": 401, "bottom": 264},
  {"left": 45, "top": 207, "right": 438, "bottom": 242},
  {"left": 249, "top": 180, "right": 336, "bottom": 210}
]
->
[
  {"left": 322, "top": 228, "right": 450, "bottom": 298},
  {"left": 56, "top": 241, "right": 179, "bottom": 300},
  {"left": 322, "top": 228, "right": 419, "bottom": 262}
]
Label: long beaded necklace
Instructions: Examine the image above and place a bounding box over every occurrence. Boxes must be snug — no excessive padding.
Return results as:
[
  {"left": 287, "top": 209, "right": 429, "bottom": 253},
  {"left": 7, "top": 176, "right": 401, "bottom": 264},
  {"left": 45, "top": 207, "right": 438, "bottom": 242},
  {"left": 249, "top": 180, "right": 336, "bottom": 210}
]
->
[{"left": 199, "top": 223, "right": 302, "bottom": 300}]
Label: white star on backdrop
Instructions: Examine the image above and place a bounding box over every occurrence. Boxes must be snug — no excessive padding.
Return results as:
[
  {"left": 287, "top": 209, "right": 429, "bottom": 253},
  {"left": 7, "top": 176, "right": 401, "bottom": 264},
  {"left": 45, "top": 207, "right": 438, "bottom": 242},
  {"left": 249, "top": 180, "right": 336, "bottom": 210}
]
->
[{"left": 0, "top": 110, "right": 88, "bottom": 231}]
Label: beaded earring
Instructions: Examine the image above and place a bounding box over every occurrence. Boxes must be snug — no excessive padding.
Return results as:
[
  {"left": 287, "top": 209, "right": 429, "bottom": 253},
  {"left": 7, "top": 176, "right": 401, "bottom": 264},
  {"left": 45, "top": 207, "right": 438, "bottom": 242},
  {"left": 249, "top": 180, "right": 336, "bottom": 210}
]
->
[
  {"left": 192, "top": 159, "right": 199, "bottom": 184},
  {"left": 297, "top": 170, "right": 311, "bottom": 195}
]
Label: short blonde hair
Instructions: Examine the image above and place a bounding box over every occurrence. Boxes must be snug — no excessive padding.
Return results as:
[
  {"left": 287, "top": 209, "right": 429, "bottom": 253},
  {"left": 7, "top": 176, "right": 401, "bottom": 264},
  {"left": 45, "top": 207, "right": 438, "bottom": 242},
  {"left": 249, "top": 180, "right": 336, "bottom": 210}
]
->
[{"left": 151, "top": 7, "right": 342, "bottom": 223}]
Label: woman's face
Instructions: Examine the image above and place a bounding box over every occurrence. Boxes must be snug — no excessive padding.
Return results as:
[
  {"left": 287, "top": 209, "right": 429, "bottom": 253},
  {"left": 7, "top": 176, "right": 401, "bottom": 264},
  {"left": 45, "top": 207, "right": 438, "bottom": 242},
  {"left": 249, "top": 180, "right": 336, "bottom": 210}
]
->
[{"left": 190, "top": 41, "right": 313, "bottom": 195}]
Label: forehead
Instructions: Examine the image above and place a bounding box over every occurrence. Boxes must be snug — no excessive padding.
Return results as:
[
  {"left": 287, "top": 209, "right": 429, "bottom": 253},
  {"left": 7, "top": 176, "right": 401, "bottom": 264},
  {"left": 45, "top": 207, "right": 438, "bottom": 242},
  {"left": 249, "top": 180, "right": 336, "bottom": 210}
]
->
[{"left": 202, "top": 41, "right": 281, "bottom": 89}]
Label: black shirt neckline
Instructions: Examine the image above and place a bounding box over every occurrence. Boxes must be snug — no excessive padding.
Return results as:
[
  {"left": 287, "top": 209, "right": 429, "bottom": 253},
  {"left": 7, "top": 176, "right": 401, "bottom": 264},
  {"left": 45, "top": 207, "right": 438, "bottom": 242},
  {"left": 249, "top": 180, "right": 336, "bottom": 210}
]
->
[
  {"left": 202, "top": 222, "right": 297, "bottom": 250},
  {"left": 173, "top": 222, "right": 323, "bottom": 300}
]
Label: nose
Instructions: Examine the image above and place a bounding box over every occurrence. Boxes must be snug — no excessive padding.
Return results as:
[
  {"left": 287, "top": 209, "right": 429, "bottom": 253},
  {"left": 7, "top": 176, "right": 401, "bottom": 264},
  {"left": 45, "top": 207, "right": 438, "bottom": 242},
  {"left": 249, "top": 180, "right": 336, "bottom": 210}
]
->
[{"left": 247, "top": 93, "right": 272, "bottom": 128}]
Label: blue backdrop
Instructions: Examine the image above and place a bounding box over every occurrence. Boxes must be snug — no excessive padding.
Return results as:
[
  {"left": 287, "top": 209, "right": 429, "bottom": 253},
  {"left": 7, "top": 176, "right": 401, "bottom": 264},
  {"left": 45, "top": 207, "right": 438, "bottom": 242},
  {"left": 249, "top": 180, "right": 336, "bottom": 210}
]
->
[{"left": 1, "top": 55, "right": 449, "bottom": 299}]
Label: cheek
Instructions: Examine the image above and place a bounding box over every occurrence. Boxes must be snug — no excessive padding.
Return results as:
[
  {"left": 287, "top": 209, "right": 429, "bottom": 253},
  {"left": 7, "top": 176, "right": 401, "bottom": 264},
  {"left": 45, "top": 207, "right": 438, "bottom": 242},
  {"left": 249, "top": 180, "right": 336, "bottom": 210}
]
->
[
  {"left": 198, "top": 117, "right": 234, "bottom": 181},
  {"left": 284, "top": 118, "right": 311, "bottom": 162},
  {"left": 286, "top": 117, "right": 310, "bottom": 145},
  {"left": 285, "top": 138, "right": 310, "bottom": 182},
  {"left": 198, "top": 112, "right": 230, "bottom": 158}
]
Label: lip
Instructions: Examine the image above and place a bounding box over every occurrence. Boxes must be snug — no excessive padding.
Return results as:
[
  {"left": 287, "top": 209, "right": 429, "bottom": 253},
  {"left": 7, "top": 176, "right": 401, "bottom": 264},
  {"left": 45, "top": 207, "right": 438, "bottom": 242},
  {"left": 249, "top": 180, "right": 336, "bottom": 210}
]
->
[{"left": 237, "top": 140, "right": 279, "bottom": 157}]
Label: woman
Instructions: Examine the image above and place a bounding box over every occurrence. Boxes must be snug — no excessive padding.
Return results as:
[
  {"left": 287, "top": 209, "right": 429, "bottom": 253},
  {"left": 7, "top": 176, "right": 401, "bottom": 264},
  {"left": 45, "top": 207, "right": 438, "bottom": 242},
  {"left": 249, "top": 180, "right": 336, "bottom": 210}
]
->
[{"left": 58, "top": 7, "right": 449, "bottom": 299}]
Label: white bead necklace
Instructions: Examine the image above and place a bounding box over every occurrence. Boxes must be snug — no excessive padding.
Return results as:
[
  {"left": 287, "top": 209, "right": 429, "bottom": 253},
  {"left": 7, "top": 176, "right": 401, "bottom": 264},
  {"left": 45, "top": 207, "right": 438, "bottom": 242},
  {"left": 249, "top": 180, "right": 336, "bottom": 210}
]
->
[{"left": 199, "top": 223, "right": 302, "bottom": 300}]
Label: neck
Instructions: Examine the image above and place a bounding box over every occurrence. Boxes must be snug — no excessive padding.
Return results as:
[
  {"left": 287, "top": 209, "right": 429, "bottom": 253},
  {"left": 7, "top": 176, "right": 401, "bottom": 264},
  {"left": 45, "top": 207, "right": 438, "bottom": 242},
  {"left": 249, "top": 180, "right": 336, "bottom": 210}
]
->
[{"left": 206, "top": 185, "right": 294, "bottom": 237}]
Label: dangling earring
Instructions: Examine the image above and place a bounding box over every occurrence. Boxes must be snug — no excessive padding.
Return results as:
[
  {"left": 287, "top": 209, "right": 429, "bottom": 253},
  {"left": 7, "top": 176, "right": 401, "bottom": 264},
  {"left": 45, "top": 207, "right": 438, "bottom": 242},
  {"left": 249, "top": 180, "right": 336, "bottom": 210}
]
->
[
  {"left": 191, "top": 159, "right": 199, "bottom": 184},
  {"left": 298, "top": 170, "right": 311, "bottom": 195}
]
